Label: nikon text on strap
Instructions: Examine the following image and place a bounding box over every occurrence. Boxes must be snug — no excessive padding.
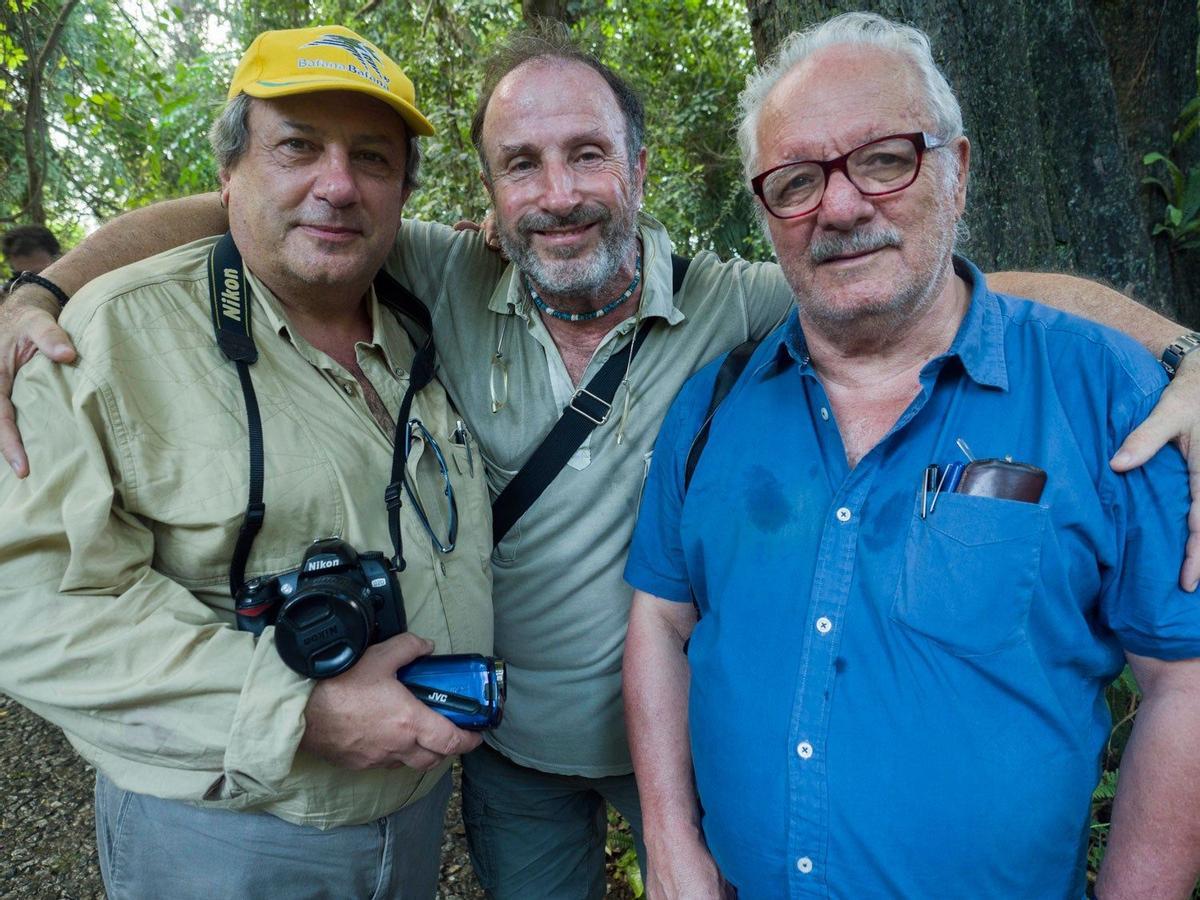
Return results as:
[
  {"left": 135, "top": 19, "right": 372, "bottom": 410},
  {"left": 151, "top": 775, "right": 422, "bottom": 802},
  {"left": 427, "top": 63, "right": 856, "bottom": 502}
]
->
[
  {"left": 207, "top": 232, "right": 438, "bottom": 596},
  {"left": 208, "top": 233, "right": 266, "bottom": 598},
  {"left": 490, "top": 254, "right": 692, "bottom": 547}
]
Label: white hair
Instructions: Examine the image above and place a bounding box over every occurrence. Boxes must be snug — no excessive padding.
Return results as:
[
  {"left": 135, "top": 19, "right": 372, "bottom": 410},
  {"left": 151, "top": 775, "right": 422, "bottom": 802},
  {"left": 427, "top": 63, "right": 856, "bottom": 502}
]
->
[{"left": 736, "top": 12, "right": 964, "bottom": 183}]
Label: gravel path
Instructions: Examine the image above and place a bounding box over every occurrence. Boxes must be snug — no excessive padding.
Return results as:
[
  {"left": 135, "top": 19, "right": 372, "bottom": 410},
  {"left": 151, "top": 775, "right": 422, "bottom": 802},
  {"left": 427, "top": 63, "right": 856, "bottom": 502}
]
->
[{"left": 0, "top": 695, "right": 636, "bottom": 899}]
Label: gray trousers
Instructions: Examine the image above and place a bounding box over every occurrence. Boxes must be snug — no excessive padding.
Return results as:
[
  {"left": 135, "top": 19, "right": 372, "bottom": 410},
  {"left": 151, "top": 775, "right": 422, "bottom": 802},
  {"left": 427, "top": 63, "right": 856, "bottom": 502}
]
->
[
  {"left": 94, "top": 770, "right": 451, "bottom": 900},
  {"left": 461, "top": 742, "right": 646, "bottom": 900}
]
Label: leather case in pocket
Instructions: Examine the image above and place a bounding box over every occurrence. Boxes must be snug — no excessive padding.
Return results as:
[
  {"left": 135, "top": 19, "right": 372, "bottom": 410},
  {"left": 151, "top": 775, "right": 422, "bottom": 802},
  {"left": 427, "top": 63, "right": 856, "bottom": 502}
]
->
[{"left": 957, "top": 459, "right": 1046, "bottom": 504}]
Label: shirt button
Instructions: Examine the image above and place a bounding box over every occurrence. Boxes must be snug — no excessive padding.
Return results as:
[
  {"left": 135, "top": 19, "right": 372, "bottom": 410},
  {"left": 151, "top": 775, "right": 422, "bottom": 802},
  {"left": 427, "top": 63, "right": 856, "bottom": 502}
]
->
[
  {"left": 836, "top": 507, "right": 851, "bottom": 522},
  {"left": 797, "top": 857, "right": 813, "bottom": 874},
  {"left": 796, "top": 741, "right": 813, "bottom": 759},
  {"left": 341, "top": 381, "right": 356, "bottom": 396},
  {"left": 820, "top": 407, "right": 830, "bottom": 421},
  {"left": 815, "top": 617, "right": 832, "bottom": 635}
]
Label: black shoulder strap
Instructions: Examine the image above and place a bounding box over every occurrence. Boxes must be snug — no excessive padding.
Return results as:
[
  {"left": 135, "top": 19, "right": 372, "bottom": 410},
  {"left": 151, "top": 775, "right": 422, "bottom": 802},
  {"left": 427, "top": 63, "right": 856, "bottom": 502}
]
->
[
  {"left": 670, "top": 253, "right": 690, "bottom": 294},
  {"left": 374, "top": 268, "right": 433, "bottom": 345},
  {"left": 490, "top": 321, "right": 653, "bottom": 546},
  {"left": 209, "top": 236, "right": 440, "bottom": 592},
  {"left": 490, "top": 255, "right": 692, "bottom": 547},
  {"left": 681, "top": 334, "right": 761, "bottom": 629},
  {"left": 683, "top": 337, "right": 762, "bottom": 493},
  {"left": 381, "top": 275, "right": 438, "bottom": 570},
  {"left": 208, "top": 233, "right": 266, "bottom": 598}
]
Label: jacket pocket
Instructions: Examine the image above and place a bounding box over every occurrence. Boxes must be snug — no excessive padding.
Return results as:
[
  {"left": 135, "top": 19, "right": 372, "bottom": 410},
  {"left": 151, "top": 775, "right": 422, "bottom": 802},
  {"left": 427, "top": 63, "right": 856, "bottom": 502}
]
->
[{"left": 889, "top": 493, "right": 1046, "bottom": 657}]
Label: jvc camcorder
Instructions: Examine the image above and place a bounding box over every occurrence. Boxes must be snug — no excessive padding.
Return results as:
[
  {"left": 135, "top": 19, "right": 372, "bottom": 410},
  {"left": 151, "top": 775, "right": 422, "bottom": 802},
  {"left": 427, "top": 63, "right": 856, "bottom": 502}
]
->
[{"left": 235, "top": 537, "right": 504, "bottom": 730}]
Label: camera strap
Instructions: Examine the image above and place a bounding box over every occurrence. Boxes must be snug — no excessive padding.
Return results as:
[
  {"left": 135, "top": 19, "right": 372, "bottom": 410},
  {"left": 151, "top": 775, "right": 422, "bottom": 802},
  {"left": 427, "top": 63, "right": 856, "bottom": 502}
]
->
[
  {"left": 207, "top": 232, "right": 437, "bottom": 596},
  {"left": 209, "top": 233, "right": 265, "bottom": 598}
]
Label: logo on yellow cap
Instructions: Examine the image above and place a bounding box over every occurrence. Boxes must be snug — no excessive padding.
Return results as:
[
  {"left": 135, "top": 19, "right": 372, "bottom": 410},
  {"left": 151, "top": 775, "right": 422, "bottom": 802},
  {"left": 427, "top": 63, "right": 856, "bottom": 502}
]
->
[{"left": 298, "top": 35, "right": 390, "bottom": 91}]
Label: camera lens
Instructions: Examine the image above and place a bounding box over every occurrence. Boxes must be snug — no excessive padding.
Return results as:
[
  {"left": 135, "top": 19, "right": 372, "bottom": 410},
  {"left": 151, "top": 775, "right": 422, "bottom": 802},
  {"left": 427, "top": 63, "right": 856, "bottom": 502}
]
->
[{"left": 274, "top": 576, "right": 373, "bottom": 679}]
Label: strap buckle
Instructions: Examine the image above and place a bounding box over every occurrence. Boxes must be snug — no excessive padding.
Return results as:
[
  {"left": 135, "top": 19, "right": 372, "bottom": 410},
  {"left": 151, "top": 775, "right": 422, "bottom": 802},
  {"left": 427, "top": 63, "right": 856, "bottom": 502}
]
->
[
  {"left": 569, "top": 388, "right": 612, "bottom": 425},
  {"left": 384, "top": 482, "right": 403, "bottom": 511}
]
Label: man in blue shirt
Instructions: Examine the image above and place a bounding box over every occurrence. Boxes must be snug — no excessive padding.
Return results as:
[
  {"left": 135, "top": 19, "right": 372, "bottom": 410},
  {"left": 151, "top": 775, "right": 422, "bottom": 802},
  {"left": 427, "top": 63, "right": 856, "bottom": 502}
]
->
[{"left": 623, "top": 12, "right": 1200, "bottom": 900}]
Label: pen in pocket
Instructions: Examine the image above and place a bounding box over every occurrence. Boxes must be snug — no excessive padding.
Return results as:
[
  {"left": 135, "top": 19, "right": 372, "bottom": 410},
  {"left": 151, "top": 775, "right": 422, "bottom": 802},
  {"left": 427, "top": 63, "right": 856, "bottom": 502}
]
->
[
  {"left": 453, "top": 419, "right": 474, "bottom": 476},
  {"left": 928, "top": 462, "right": 964, "bottom": 514}
]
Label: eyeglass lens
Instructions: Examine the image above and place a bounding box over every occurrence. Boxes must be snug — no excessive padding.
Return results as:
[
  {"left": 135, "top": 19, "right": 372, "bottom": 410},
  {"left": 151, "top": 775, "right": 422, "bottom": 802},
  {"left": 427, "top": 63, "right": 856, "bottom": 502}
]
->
[{"left": 761, "top": 135, "right": 922, "bottom": 218}]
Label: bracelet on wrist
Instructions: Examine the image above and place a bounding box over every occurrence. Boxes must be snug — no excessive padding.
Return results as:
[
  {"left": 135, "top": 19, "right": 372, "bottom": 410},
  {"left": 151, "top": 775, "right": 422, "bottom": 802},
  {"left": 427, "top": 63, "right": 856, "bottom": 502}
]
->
[{"left": 10, "top": 271, "right": 69, "bottom": 308}]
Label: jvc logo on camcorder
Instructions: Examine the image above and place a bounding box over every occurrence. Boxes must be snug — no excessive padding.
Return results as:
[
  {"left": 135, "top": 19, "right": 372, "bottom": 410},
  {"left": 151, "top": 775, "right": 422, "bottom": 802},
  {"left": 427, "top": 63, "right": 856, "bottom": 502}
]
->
[{"left": 429, "top": 692, "right": 450, "bottom": 704}]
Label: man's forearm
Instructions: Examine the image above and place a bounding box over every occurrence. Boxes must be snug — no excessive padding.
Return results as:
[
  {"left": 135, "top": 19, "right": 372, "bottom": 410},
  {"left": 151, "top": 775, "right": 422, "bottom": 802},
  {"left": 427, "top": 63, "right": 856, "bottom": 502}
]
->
[
  {"left": 987, "top": 272, "right": 1181, "bottom": 358},
  {"left": 624, "top": 590, "right": 732, "bottom": 900},
  {"left": 4, "top": 193, "right": 228, "bottom": 313},
  {"left": 1097, "top": 656, "right": 1200, "bottom": 898},
  {"left": 625, "top": 592, "right": 702, "bottom": 839}
]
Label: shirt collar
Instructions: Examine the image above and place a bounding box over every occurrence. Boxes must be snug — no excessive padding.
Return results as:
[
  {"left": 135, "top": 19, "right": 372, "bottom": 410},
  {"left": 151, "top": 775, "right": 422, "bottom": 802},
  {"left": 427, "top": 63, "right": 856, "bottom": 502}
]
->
[
  {"left": 759, "top": 255, "right": 1008, "bottom": 391},
  {"left": 246, "top": 268, "right": 404, "bottom": 377},
  {"left": 485, "top": 212, "right": 687, "bottom": 327},
  {"left": 941, "top": 256, "right": 1008, "bottom": 390}
]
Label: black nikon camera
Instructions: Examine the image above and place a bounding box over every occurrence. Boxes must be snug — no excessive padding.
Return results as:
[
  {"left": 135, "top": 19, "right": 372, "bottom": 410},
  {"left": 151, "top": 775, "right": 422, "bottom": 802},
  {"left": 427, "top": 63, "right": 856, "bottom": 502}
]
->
[{"left": 235, "top": 538, "right": 504, "bottom": 729}]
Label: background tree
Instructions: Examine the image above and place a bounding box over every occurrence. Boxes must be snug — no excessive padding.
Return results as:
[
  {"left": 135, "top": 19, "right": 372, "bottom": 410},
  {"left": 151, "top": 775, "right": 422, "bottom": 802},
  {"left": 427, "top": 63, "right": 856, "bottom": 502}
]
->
[{"left": 747, "top": 0, "right": 1200, "bottom": 323}]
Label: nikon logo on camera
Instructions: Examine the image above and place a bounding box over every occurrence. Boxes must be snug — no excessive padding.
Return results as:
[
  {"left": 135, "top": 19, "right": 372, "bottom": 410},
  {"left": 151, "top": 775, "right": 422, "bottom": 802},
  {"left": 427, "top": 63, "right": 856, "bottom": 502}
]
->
[
  {"left": 303, "top": 626, "right": 340, "bottom": 646},
  {"left": 303, "top": 557, "right": 340, "bottom": 573}
]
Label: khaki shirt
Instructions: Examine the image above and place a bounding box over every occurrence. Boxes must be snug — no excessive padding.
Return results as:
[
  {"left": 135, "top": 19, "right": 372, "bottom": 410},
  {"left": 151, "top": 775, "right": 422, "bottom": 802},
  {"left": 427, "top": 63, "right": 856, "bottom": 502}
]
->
[
  {"left": 390, "top": 215, "right": 792, "bottom": 775},
  {"left": 0, "top": 237, "right": 493, "bottom": 828}
]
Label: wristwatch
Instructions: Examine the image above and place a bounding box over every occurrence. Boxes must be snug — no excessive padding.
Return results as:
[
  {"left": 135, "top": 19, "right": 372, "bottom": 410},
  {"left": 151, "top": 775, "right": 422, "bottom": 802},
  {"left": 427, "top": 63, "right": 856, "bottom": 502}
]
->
[
  {"left": 9, "top": 271, "right": 69, "bottom": 308},
  {"left": 1161, "top": 331, "right": 1200, "bottom": 379}
]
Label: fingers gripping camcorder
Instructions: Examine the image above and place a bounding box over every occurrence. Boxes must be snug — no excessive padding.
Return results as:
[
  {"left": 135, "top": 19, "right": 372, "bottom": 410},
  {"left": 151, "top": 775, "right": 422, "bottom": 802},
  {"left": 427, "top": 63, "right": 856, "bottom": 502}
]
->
[{"left": 235, "top": 538, "right": 504, "bottom": 730}]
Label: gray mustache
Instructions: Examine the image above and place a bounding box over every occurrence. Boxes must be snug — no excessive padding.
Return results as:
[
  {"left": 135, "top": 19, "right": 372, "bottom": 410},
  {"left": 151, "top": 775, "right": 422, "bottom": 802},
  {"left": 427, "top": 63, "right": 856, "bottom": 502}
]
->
[
  {"left": 517, "top": 204, "right": 611, "bottom": 235},
  {"left": 809, "top": 228, "right": 901, "bottom": 263}
]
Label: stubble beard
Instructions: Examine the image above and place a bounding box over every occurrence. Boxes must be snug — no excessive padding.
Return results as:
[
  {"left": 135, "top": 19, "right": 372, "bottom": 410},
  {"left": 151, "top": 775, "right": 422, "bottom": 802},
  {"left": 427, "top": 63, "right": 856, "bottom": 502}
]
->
[{"left": 499, "top": 200, "right": 639, "bottom": 306}]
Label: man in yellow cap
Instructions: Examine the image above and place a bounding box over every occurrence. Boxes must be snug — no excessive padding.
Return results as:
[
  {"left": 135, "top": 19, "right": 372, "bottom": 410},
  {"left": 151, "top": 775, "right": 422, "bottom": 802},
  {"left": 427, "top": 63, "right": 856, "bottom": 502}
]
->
[{"left": 0, "top": 26, "right": 494, "bottom": 899}]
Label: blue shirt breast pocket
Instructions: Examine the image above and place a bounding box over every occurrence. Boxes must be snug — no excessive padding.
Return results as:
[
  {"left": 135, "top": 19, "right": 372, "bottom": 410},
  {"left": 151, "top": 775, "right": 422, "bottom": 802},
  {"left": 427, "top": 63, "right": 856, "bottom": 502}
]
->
[{"left": 890, "top": 492, "right": 1048, "bottom": 657}]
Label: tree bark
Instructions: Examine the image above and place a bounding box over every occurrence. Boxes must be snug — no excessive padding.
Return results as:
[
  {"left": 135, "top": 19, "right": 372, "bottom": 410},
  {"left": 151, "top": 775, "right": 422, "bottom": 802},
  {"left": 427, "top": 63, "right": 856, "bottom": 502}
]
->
[
  {"left": 744, "top": 0, "right": 1200, "bottom": 323},
  {"left": 522, "top": 0, "right": 584, "bottom": 27}
]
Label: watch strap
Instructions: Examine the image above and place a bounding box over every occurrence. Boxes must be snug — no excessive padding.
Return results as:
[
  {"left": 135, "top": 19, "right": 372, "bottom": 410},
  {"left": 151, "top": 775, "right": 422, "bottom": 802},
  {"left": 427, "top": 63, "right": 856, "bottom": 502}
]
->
[{"left": 1161, "top": 331, "right": 1200, "bottom": 379}]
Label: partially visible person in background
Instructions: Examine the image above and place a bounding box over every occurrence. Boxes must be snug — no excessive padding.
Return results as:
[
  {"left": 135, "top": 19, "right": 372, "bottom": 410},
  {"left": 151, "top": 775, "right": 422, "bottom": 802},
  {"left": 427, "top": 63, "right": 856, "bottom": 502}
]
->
[{"left": 3, "top": 225, "right": 61, "bottom": 292}]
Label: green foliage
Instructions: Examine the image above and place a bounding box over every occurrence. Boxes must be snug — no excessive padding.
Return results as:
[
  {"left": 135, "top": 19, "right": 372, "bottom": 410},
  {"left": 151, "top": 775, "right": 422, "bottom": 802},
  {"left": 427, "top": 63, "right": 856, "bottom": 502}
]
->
[
  {"left": 1086, "top": 669, "right": 1138, "bottom": 890},
  {"left": 1144, "top": 148, "right": 1200, "bottom": 251},
  {"left": 2, "top": 0, "right": 766, "bottom": 264},
  {"left": 607, "top": 805, "right": 645, "bottom": 897},
  {"left": 1144, "top": 9, "right": 1200, "bottom": 254},
  {"left": 574, "top": 0, "right": 768, "bottom": 260},
  {"left": 0, "top": 0, "right": 236, "bottom": 232}
]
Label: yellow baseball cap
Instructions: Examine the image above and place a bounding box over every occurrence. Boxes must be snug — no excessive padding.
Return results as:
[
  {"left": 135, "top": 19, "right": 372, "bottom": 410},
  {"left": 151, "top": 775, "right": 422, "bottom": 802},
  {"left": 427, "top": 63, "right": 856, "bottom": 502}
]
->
[{"left": 227, "top": 25, "right": 434, "bottom": 136}]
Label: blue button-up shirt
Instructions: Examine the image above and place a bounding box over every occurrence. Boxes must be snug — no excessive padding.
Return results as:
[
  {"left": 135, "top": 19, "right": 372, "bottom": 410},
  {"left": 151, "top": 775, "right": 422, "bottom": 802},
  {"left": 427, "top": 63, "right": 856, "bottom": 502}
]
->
[{"left": 625, "top": 258, "right": 1200, "bottom": 899}]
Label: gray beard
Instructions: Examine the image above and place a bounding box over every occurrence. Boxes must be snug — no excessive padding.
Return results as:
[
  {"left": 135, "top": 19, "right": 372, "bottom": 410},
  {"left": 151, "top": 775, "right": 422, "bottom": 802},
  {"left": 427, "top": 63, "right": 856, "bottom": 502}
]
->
[{"left": 500, "top": 203, "right": 638, "bottom": 303}]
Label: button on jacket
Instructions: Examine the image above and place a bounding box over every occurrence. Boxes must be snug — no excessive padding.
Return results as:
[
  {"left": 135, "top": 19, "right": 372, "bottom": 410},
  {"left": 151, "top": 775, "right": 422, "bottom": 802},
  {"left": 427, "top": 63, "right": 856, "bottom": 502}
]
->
[
  {"left": 0, "top": 237, "right": 493, "bottom": 828},
  {"left": 625, "top": 258, "right": 1200, "bottom": 897}
]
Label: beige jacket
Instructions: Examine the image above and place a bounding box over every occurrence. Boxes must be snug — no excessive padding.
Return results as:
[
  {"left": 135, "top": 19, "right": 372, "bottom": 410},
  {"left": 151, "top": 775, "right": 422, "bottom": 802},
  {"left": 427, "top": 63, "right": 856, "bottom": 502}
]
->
[{"left": 0, "top": 237, "right": 493, "bottom": 828}]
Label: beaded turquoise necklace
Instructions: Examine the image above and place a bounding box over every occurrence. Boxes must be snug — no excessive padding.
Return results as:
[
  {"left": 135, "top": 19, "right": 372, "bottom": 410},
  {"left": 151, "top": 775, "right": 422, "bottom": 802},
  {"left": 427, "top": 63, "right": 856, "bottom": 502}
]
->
[{"left": 526, "top": 254, "right": 642, "bottom": 322}]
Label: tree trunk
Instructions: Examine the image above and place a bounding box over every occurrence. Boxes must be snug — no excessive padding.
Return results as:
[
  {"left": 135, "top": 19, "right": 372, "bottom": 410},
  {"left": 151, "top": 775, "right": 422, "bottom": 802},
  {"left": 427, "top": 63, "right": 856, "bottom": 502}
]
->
[
  {"left": 522, "top": 0, "right": 584, "bottom": 26},
  {"left": 15, "top": 0, "right": 80, "bottom": 227},
  {"left": 744, "top": 0, "right": 1200, "bottom": 324}
]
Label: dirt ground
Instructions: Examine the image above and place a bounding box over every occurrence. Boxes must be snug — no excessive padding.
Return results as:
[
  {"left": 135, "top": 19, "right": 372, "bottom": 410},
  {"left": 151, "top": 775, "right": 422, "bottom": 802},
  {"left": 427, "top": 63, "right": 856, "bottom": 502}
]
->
[{"left": 0, "top": 694, "right": 636, "bottom": 899}]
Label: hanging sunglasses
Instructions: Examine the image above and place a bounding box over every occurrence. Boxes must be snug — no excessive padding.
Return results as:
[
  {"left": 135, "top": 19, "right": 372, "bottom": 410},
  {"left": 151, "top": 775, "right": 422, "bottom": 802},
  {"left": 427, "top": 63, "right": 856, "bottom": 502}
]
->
[{"left": 403, "top": 418, "right": 458, "bottom": 554}]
